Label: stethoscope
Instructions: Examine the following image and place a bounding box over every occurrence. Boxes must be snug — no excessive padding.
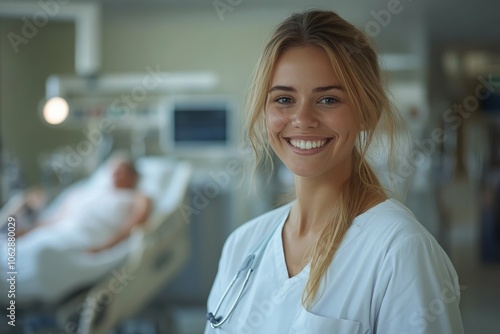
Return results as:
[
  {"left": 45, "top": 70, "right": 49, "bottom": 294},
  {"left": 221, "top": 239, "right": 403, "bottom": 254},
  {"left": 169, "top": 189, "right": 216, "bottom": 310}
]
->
[{"left": 206, "top": 214, "right": 284, "bottom": 329}]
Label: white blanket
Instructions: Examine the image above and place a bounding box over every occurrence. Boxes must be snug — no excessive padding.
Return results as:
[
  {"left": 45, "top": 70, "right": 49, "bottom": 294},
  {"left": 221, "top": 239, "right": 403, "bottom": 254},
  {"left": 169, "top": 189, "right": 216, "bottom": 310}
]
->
[
  {"left": 0, "top": 227, "right": 129, "bottom": 304},
  {"left": 0, "top": 187, "right": 137, "bottom": 304}
]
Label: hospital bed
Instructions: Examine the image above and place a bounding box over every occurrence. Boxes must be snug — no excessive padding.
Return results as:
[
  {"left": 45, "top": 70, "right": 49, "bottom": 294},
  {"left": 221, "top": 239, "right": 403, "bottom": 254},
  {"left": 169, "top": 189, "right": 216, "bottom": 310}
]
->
[
  {"left": 64, "top": 156, "right": 192, "bottom": 334},
  {"left": 1, "top": 156, "right": 193, "bottom": 333}
]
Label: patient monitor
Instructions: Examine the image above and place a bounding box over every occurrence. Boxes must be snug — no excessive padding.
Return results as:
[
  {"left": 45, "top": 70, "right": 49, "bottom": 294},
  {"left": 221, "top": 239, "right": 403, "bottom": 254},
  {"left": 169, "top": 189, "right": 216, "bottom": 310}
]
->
[{"left": 159, "top": 96, "right": 236, "bottom": 154}]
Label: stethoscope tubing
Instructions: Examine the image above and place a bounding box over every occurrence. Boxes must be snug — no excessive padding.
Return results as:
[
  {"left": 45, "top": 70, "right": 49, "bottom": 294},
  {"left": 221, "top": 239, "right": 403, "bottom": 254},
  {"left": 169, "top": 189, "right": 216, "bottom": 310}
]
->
[
  {"left": 208, "top": 262, "right": 254, "bottom": 328},
  {"left": 207, "top": 215, "right": 284, "bottom": 329}
]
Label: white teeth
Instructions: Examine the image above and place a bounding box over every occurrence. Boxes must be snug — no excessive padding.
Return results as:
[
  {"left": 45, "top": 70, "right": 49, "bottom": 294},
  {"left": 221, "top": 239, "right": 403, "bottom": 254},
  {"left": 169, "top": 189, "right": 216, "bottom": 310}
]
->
[{"left": 290, "top": 139, "right": 328, "bottom": 150}]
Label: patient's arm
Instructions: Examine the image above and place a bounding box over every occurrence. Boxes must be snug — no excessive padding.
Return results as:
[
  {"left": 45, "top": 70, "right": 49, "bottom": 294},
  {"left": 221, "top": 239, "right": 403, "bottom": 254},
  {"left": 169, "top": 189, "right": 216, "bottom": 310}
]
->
[
  {"left": 87, "top": 193, "right": 152, "bottom": 253},
  {"left": 17, "top": 187, "right": 85, "bottom": 237}
]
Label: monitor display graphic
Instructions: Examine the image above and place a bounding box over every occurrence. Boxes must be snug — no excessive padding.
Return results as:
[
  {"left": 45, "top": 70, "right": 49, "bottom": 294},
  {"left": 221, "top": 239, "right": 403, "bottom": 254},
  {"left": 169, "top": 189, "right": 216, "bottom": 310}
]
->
[
  {"left": 174, "top": 107, "right": 227, "bottom": 143},
  {"left": 159, "top": 97, "right": 234, "bottom": 153}
]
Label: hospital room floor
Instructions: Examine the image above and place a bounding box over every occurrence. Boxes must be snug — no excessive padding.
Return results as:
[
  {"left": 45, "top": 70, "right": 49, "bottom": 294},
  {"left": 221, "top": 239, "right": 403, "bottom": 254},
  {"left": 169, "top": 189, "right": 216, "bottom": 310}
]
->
[{"left": 1, "top": 179, "right": 499, "bottom": 334}]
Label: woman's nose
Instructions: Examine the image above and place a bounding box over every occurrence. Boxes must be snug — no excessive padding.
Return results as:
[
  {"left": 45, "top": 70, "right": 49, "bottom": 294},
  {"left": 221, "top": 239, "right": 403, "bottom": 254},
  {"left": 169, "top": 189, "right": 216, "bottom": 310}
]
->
[{"left": 291, "top": 103, "right": 319, "bottom": 128}]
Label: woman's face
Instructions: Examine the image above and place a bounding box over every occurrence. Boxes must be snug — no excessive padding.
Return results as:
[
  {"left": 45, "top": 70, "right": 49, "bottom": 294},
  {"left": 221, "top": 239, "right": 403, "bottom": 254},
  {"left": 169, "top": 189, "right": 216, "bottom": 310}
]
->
[{"left": 265, "top": 46, "right": 358, "bottom": 180}]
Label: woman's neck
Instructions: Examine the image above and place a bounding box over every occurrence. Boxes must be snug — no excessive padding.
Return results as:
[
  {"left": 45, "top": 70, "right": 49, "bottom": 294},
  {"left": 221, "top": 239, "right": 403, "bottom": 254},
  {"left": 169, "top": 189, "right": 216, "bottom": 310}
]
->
[{"left": 289, "top": 164, "right": 351, "bottom": 237}]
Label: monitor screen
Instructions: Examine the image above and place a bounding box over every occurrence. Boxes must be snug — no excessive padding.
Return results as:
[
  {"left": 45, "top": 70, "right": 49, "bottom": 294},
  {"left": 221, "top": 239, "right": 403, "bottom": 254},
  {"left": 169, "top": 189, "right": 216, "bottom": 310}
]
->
[
  {"left": 159, "top": 97, "right": 233, "bottom": 153},
  {"left": 174, "top": 107, "right": 227, "bottom": 142}
]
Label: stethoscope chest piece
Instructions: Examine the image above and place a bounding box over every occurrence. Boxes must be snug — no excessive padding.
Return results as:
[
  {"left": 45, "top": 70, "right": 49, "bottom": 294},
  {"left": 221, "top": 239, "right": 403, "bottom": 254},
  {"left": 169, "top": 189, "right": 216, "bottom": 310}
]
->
[{"left": 207, "top": 254, "right": 255, "bottom": 328}]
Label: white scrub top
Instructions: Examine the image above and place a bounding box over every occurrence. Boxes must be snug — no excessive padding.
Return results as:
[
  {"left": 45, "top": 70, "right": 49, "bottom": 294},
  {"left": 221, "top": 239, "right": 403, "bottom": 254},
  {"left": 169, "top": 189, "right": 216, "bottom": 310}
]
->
[{"left": 205, "top": 199, "right": 464, "bottom": 334}]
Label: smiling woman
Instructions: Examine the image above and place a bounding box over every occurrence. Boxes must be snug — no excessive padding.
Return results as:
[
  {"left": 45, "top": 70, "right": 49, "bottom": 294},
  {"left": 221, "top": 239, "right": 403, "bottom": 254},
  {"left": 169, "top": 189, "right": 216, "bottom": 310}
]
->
[{"left": 205, "top": 9, "right": 464, "bottom": 334}]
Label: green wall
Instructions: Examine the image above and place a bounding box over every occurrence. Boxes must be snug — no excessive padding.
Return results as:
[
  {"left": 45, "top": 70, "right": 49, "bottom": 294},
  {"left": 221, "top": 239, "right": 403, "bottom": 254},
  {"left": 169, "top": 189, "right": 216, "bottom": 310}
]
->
[
  {"left": 0, "top": 7, "right": 285, "bottom": 187},
  {"left": 0, "top": 19, "right": 79, "bottom": 186}
]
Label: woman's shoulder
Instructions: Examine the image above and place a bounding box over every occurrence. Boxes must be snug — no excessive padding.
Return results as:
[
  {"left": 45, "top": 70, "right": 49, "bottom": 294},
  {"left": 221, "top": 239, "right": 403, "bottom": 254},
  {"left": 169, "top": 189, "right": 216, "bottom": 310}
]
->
[
  {"left": 354, "top": 198, "right": 442, "bottom": 253},
  {"left": 219, "top": 202, "right": 292, "bottom": 263},
  {"left": 214, "top": 202, "right": 291, "bottom": 277},
  {"left": 344, "top": 199, "right": 457, "bottom": 281},
  {"left": 228, "top": 202, "right": 292, "bottom": 246},
  {"left": 358, "top": 198, "right": 425, "bottom": 232}
]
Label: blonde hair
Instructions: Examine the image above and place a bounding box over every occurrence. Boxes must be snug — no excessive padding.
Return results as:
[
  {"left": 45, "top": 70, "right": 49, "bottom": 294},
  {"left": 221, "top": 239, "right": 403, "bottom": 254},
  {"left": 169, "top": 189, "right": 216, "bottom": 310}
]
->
[{"left": 243, "top": 10, "right": 410, "bottom": 308}]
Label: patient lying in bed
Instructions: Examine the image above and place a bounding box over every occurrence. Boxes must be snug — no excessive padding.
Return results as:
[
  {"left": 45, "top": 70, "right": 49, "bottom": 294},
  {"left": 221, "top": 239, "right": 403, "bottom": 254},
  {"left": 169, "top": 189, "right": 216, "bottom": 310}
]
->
[{"left": 0, "top": 158, "right": 151, "bottom": 304}]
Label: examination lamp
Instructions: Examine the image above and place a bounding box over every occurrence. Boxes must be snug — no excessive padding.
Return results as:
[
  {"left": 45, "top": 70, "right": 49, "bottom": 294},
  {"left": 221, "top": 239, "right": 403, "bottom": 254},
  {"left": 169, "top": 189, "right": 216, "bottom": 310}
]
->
[
  {"left": 40, "top": 72, "right": 218, "bottom": 126},
  {"left": 41, "top": 97, "right": 70, "bottom": 125}
]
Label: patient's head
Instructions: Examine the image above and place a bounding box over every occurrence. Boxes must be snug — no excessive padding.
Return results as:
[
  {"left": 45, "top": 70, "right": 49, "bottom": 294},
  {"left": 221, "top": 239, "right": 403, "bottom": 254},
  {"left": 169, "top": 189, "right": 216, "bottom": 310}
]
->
[{"left": 112, "top": 160, "right": 138, "bottom": 189}]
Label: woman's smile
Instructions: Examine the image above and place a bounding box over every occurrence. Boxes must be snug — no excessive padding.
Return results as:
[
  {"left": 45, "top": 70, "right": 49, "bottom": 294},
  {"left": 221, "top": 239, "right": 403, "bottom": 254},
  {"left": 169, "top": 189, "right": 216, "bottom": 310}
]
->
[{"left": 284, "top": 137, "right": 334, "bottom": 155}]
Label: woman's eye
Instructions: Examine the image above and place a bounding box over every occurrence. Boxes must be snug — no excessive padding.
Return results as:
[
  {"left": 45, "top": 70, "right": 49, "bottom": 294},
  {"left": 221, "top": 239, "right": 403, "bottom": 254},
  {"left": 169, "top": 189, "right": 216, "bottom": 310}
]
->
[
  {"left": 275, "top": 97, "right": 293, "bottom": 104},
  {"left": 319, "top": 97, "right": 339, "bottom": 105}
]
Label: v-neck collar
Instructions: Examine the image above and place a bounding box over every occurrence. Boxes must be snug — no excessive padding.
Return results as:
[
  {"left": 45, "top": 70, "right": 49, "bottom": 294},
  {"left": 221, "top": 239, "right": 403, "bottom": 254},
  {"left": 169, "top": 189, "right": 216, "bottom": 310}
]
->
[
  {"left": 272, "top": 204, "right": 310, "bottom": 286},
  {"left": 272, "top": 199, "right": 391, "bottom": 286}
]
